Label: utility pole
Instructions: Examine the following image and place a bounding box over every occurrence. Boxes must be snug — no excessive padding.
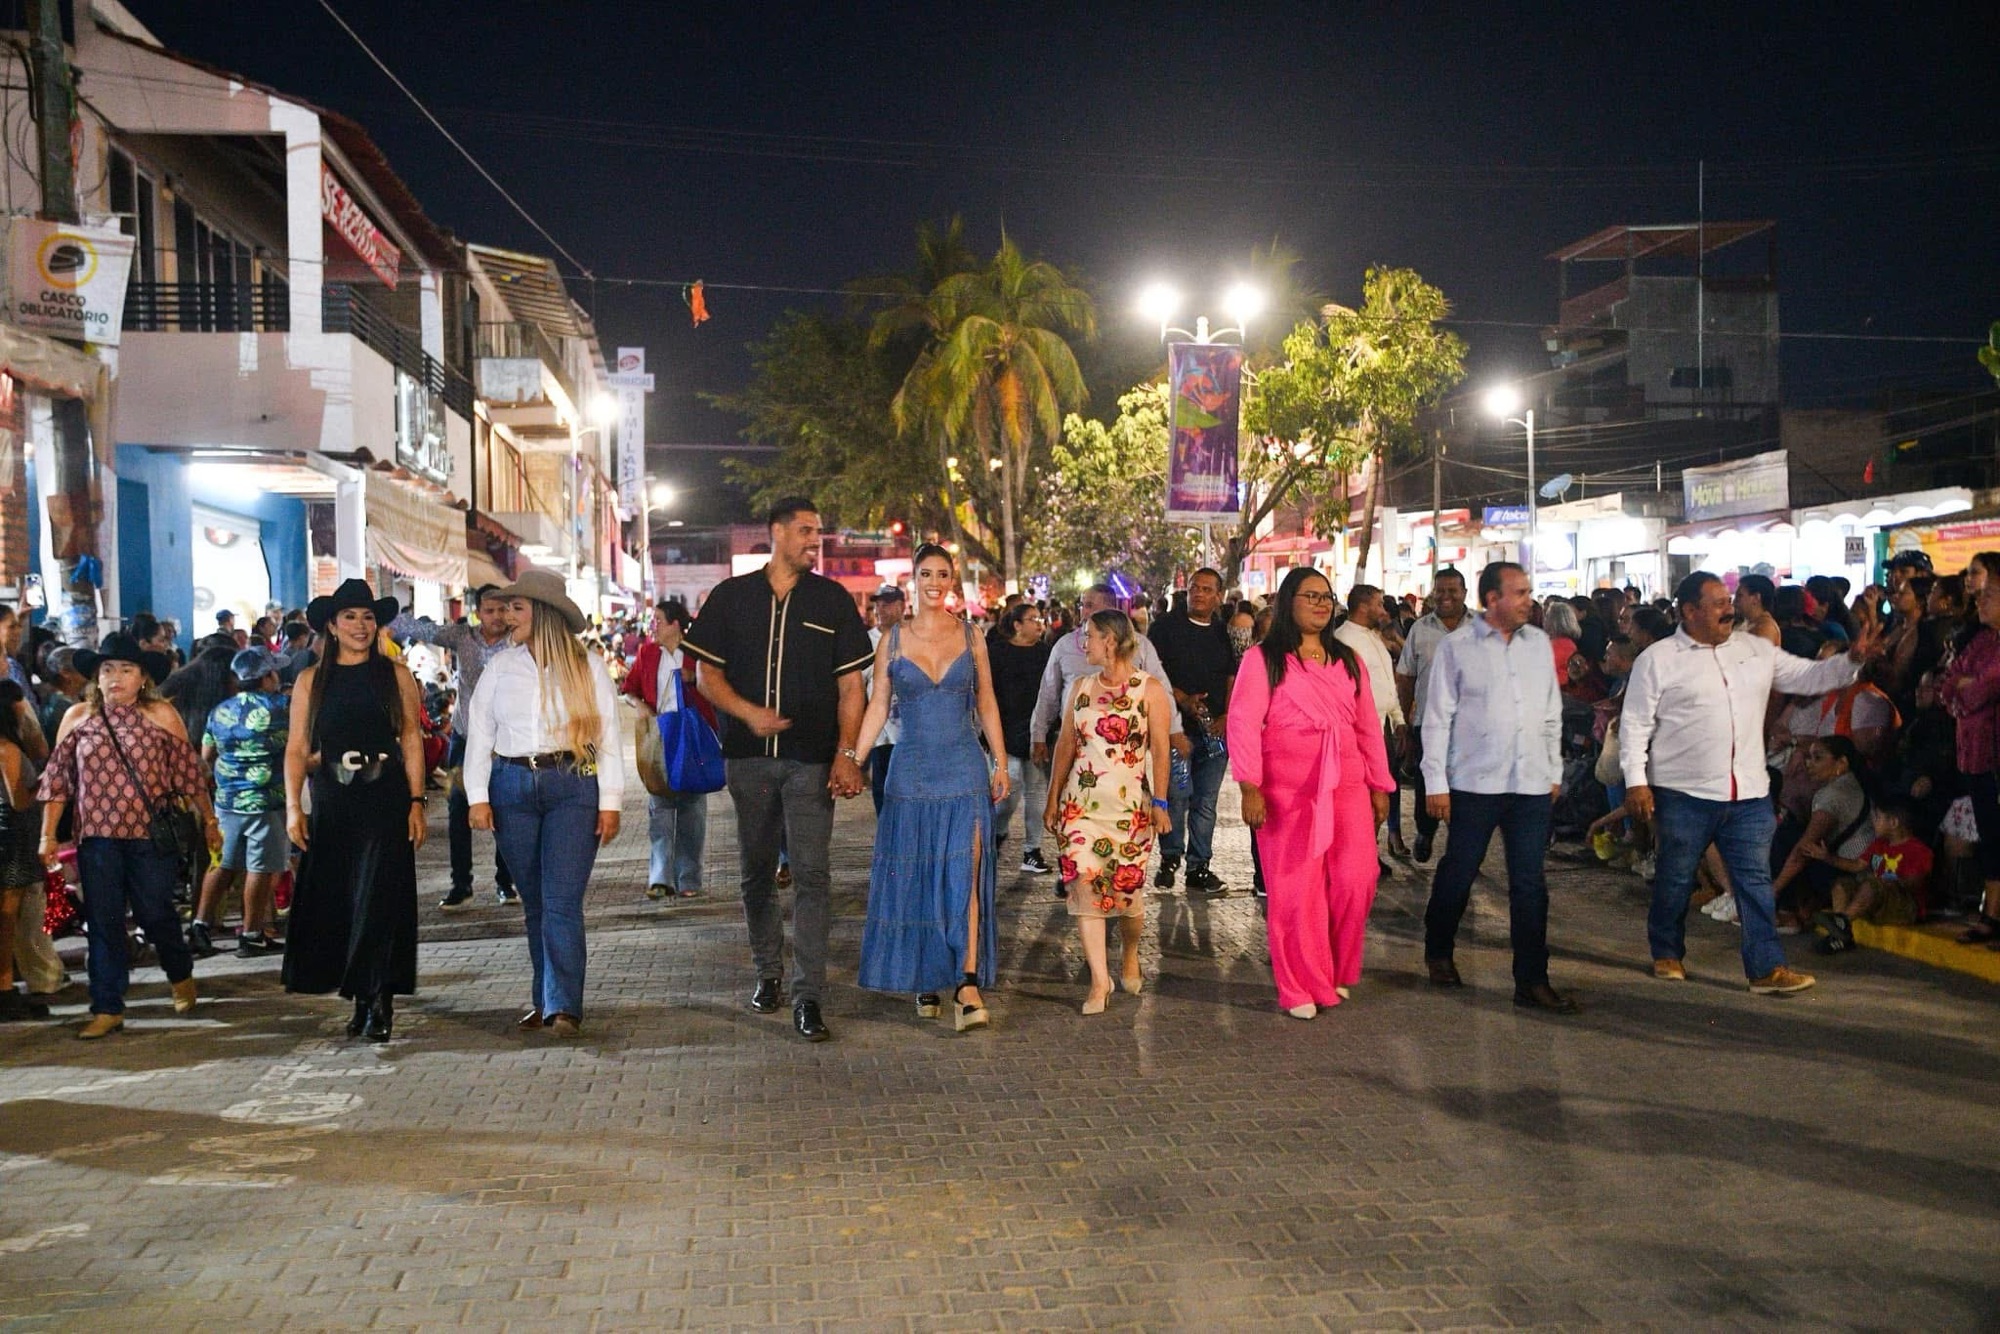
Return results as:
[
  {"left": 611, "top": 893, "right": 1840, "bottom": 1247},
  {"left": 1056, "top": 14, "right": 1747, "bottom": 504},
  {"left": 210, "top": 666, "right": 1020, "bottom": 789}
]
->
[
  {"left": 1430, "top": 429, "right": 1443, "bottom": 578},
  {"left": 27, "top": 0, "right": 102, "bottom": 648}
]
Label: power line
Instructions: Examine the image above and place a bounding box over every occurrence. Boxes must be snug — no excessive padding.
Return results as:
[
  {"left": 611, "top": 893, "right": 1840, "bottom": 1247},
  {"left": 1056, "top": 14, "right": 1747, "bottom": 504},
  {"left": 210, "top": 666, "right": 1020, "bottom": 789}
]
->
[{"left": 311, "top": 0, "right": 593, "bottom": 277}]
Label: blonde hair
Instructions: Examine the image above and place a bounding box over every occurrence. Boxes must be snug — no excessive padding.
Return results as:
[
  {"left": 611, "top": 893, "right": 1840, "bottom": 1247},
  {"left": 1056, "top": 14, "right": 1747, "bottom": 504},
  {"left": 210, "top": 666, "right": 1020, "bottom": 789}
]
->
[
  {"left": 84, "top": 680, "right": 165, "bottom": 716},
  {"left": 1087, "top": 609, "right": 1137, "bottom": 663},
  {"left": 525, "top": 603, "right": 602, "bottom": 758}
]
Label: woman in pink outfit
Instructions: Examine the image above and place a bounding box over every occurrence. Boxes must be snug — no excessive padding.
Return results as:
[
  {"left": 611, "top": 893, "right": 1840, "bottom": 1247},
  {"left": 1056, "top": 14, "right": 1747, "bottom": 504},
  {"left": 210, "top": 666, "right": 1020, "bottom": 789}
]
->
[{"left": 1227, "top": 567, "right": 1394, "bottom": 1019}]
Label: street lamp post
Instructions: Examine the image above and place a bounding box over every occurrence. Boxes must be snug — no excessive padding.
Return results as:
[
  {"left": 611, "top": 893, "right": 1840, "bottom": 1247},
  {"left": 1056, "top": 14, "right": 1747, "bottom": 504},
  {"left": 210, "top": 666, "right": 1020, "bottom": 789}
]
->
[
  {"left": 1484, "top": 386, "right": 1538, "bottom": 574},
  {"left": 1136, "top": 280, "right": 1265, "bottom": 569}
]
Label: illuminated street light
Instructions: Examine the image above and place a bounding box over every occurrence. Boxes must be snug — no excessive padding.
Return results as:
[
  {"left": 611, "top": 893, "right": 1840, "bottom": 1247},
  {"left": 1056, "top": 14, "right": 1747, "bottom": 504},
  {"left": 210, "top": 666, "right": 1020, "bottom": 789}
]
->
[
  {"left": 1485, "top": 384, "right": 1539, "bottom": 570},
  {"left": 1137, "top": 281, "right": 1182, "bottom": 329},
  {"left": 650, "top": 483, "right": 676, "bottom": 510},
  {"left": 589, "top": 392, "right": 619, "bottom": 425},
  {"left": 1222, "top": 282, "right": 1267, "bottom": 330}
]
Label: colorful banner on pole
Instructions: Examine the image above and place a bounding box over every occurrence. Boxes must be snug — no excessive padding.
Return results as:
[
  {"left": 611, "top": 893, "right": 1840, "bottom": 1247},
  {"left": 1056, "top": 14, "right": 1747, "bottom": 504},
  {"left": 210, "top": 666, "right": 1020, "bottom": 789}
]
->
[
  {"left": 607, "top": 347, "right": 653, "bottom": 514},
  {"left": 1165, "top": 342, "right": 1244, "bottom": 522}
]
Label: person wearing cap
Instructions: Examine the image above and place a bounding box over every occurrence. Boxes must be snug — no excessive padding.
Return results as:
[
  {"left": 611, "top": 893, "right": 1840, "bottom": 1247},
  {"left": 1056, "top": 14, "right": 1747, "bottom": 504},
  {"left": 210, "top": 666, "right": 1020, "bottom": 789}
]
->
[
  {"left": 188, "top": 647, "right": 291, "bottom": 959},
  {"left": 393, "top": 584, "right": 517, "bottom": 908},
  {"left": 282, "top": 580, "right": 427, "bottom": 1043},
  {"left": 37, "top": 633, "right": 220, "bottom": 1038},
  {"left": 864, "top": 585, "right": 906, "bottom": 813},
  {"left": 463, "top": 569, "right": 622, "bottom": 1039}
]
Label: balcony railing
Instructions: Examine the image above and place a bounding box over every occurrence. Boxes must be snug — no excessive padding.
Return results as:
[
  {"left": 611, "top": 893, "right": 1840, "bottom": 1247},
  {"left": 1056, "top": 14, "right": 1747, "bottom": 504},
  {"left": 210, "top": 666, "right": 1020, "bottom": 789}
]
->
[
  {"left": 325, "top": 284, "right": 473, "bottom": 418},
  {"left": 123, "top": 281, "right": 290, "bottom": 333}
]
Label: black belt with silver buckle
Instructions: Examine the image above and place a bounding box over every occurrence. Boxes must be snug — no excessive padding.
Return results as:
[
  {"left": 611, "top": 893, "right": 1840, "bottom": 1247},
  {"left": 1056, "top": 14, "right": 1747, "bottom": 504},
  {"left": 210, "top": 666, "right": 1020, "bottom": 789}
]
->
[{"left": 497, "top": 751, "right": 596, "bottom": 775}]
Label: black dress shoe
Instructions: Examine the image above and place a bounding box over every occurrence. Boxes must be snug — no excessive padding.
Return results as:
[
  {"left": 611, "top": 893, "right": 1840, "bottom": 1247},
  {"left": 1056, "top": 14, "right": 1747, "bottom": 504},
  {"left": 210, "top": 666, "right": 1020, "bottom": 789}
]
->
[
  {"left": 364, "top": 994, "right": 394, "bottom": 1042},
  {"left": 1425, "top": 958, "right": 1464, "bottom": 988},
  {"left": 1513, "top": 983, "right": 1579, "bottom": 1014},
  {"left": 793, "top": 999, "right": 831, "bottom": 1042},
  {"left": 1413, "top": 831, "right": 1435, "bottom": 863},
  {"left": 748, "top": 978, "right": 783, "bottom": 1013},
  {"left": 346, "top": 996, "right": 370, "bottom": 1037}
]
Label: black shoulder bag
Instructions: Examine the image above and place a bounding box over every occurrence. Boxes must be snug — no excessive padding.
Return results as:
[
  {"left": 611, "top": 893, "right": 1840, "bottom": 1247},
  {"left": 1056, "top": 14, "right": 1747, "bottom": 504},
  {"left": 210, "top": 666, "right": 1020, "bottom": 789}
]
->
[{"left": 100, "top": 712, "right": 201, "bottom": 869}]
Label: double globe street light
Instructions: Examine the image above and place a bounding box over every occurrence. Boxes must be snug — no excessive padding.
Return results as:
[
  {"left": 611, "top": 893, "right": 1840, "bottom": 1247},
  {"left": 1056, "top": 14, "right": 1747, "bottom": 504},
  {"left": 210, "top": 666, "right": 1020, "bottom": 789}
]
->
[{"left": 1137, "top": 280, "right": 1267, "bottom": 345}]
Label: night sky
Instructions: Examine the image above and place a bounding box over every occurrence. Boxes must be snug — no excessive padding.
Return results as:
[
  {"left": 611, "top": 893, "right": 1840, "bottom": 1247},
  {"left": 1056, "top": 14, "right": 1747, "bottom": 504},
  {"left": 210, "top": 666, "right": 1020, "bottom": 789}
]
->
[{"left": 142, "top": 1, "right": 1999, "bottom": 524}]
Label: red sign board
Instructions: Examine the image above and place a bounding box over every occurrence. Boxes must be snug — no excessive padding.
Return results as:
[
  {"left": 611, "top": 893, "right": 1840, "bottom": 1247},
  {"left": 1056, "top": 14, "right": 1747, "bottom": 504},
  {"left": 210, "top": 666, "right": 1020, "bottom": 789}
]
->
[{"left": 320, "top": 163, "right": 401, "bottom": 289}]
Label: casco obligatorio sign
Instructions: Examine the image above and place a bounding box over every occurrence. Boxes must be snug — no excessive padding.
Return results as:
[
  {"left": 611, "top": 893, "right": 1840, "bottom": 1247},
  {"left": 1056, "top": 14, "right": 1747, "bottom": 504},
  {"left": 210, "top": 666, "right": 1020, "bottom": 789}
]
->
[{"left": 5, "top": 219, "right": 136, "bottom": 346}]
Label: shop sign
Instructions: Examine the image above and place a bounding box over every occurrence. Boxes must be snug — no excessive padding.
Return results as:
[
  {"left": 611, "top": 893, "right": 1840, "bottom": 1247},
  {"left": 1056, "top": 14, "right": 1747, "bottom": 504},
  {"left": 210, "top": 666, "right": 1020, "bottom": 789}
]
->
[
  {"left": 5, "top": 219, "right": 136, "bottom": 345},
  {"left": 1844, "top": 536, "right": 1868, "bottom": 565},
  {"left": 1483, "top": 505, "right": 1531, "bottom": 527},
  {"left": 395, "top": 370, "right": 449, "bottom": 483},
  {"left": 1683, "top": 450, "right": 1789, "bottom": 523},
  {"left": 612, "top": 347, "right": 650, "bottom": 512},
  {"left": 321, "top": 164, "right": 401, "bottom": 289},
  {"left": 1892, "top": 518, "right": 2000, "bottom": 576}
]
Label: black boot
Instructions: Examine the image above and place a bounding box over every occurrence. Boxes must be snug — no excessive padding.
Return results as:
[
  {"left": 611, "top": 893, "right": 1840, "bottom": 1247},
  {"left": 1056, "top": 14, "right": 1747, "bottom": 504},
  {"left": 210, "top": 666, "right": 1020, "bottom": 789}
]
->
[
  {"left": 346, "top": 995, "right": 369, "bottom": 1037},
  {"left": 364, "top": 993, "right": 393, "bottom": 1042}
]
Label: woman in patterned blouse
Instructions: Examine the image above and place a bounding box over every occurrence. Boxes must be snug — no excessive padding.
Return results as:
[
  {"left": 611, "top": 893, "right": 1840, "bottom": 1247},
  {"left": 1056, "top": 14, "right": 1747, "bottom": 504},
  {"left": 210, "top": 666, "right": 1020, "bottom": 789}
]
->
[{"left": 38, "top": 633, "right": 220, "bottom": 1039}]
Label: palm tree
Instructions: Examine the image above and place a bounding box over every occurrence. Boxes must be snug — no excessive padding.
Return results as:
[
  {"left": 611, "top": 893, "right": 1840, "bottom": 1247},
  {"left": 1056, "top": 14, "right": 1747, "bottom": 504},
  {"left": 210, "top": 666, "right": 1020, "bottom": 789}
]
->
[{"left": 887, "top": 235, "right": 1095, "bottom": 587}]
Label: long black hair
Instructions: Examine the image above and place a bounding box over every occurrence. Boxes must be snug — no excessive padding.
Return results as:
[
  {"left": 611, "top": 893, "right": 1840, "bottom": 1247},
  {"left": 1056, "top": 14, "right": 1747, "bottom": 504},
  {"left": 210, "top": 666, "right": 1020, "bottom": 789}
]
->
[{"left": 1263, "top": 567, "right": 1359, "bottom": 694}]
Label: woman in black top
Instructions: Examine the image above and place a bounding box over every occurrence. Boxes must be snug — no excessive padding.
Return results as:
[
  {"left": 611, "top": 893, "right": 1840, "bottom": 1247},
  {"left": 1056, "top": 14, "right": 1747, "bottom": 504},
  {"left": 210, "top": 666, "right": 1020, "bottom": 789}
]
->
[
  {"left": 988, "top": 602, "right": 1055, "bottom": 873},
  {"left": 282, "top": 581, "right": 428, "bottom": 1042}
]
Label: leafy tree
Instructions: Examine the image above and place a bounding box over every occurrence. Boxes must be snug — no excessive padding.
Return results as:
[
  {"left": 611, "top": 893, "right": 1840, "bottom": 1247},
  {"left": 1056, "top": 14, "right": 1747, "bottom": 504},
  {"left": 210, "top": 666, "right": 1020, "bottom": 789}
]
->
[
  {"left": 885, "top": 235, "right": 1096, "bottom": 587},
  {"left": 1026, "top": 383, "right": 1203, "bottom": 599},
  {"left": 1982, "top": 320, "right": 2000, "bottom": 385},
  {"left": 1232, "top": 267, "right": 1465, "bottom": 585}
]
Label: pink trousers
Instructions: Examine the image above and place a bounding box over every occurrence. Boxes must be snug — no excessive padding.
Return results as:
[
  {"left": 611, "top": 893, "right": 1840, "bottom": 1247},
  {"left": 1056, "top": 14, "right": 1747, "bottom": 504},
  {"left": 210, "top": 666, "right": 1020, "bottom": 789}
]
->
[{"left": 1263, "top": 776, "right": 1379, "bottom": 1010}]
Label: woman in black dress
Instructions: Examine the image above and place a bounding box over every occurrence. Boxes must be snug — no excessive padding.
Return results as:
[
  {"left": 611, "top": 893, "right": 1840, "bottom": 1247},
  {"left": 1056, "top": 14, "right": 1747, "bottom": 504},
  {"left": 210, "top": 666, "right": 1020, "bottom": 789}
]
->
[{"left": 282, "top": 580, "right": 428, "bottom": 1041}]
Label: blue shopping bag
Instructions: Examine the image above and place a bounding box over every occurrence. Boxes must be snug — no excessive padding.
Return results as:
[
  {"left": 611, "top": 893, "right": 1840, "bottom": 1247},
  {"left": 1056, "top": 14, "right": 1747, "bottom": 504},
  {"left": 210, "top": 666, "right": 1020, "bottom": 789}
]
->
[{"left": 659, "top": 667, "right": 727, "bottom": 794}]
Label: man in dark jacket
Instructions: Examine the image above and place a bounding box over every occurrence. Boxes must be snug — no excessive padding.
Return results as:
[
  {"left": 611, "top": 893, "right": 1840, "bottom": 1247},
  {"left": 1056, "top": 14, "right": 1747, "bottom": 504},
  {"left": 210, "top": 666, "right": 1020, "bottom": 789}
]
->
[{"left": 1149, "top": 568, "right": 1237, "bottom": 896}]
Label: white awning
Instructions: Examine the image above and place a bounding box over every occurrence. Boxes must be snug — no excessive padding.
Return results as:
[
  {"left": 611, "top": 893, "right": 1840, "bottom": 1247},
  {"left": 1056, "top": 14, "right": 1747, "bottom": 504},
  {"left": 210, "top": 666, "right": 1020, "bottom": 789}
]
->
[{"left": 1793, "top": 488, "right": 1973, "bottom": 535}]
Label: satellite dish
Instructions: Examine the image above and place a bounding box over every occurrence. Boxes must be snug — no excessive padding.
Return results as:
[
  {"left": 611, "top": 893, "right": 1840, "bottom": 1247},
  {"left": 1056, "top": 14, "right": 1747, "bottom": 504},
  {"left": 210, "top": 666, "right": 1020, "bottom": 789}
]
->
[{"left": 1540, "top": 473, "right": 1574, "bottom": 500}]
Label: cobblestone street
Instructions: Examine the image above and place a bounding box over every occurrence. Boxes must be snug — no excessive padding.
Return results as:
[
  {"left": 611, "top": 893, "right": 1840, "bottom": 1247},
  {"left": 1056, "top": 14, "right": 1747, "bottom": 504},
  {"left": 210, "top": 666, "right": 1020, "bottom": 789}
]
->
[{"left": 3, "top": 759, "right": 1996, "bottom": 1331}]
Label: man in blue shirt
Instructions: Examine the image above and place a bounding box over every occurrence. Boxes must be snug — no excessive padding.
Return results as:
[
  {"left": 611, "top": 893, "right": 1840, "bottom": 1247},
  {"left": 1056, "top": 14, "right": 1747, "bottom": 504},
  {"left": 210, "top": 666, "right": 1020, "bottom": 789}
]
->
[
  {"left": 1419, "top": 561, "right": 1576, "bottom": 1013},
  {"left": 190, "top": 648, "right": 291, "bottom": 957}
]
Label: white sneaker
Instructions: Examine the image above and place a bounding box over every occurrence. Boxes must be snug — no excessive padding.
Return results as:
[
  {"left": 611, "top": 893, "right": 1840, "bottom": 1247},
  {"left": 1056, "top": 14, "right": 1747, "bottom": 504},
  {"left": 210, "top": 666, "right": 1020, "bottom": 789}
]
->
[
  {"left": 1635, "top": 854, "right": 1657, "bottom": 882},
  {"left": 1704, "top": 893, "right": 1739, "bottom": 924}
]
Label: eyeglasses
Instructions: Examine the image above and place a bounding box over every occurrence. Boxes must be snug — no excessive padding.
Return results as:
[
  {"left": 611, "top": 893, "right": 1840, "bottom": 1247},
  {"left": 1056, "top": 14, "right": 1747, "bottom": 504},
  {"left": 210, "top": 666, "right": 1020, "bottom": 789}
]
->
[{"left": 1294, "top": 591, "right": 1336, "bottom": 607}]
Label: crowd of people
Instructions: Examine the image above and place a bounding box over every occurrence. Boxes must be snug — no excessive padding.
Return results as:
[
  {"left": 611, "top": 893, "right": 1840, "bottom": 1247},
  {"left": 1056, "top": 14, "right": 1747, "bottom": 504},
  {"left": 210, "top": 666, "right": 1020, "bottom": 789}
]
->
[{"left": 3, "top": 492, "right": 1986, "bottom": 1042}]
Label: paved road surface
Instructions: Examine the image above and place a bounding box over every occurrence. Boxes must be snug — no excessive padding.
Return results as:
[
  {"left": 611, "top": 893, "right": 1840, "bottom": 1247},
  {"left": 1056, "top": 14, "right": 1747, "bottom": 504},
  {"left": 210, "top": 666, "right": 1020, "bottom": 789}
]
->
[{"left": 3, "top": 755, "right": 1995, "bottom": 1330}]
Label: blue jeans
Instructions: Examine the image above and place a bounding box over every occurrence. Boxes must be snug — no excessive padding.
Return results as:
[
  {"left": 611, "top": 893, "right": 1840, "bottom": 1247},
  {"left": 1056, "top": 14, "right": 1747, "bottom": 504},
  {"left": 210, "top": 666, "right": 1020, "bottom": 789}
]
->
[
  {"left": 447, "top": 733, "right": 513, "bottom": 894},
  {"left": 1423, "top": 791, "right": 1552, "bottom": 990},
  {"left": 489, "top": 762, "right": 602, "bottom": 1018},
  {"left": 78, "top": 837, "right": 194, "bottom": 1015},
  {"left": 991, "top": 753, "right": 1051, "bottom": 855},
  {"left": 1161, "top": 733, "right": 1227, "bottom": 867},
  {"left": 1649, "top": 788, "right": 1784, "bottom": 979},
  {"left": 647, "top": 790, "right": 707, "bottom": 892}
]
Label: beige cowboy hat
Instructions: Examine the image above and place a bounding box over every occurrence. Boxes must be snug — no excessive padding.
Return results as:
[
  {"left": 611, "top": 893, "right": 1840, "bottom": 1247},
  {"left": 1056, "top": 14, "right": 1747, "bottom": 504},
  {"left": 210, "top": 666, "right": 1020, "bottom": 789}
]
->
[{"left": 497, "top": 568, "right": 588, "bottom": 634}]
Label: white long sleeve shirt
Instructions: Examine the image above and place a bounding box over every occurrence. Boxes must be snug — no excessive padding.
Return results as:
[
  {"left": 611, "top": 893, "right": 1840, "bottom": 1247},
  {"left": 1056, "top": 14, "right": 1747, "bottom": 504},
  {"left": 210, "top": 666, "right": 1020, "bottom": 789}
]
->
[
  {"left": 1619, "top": 627, "right": 1859, "bottom": 802},
  {"left": 1420, "top": 617, "right": 1562, "bottom": 796},
  {"left": 1029, "top": 629, "right": 1181, "bottom": 743},
  {"left": 462, "top": 644, "right": 624, "bottom": 812},
  {"left": 1335, "top": 619, "right": 1405, "bottom": 727}
]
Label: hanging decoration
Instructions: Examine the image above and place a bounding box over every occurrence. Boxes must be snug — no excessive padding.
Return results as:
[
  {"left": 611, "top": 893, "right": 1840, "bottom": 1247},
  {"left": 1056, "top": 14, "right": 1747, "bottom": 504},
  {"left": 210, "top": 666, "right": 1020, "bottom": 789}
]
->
[{"left": 684, "top": 280, "right": 710, "bottom": 328}]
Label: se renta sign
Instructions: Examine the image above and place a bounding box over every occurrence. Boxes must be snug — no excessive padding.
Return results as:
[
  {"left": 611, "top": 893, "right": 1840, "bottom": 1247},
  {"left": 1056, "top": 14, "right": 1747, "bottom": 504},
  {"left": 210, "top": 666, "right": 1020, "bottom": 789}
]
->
[
  {"left": 5, "top": 219, "right": 136, "bottom": 346},
  {"left": 320, "top": 163, "right": 402, "bottom": 289}
]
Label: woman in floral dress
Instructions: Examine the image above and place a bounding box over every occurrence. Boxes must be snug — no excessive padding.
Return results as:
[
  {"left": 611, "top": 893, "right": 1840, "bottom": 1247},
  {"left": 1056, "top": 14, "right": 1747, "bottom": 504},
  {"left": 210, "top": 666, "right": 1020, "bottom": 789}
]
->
[{"left": 1044, "top": 609, "right": 1173, "bottom": 1014}]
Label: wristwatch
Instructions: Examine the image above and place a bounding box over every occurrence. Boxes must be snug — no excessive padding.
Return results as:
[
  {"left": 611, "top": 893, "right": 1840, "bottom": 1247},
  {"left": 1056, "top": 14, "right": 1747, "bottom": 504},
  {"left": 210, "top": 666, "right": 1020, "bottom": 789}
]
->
[{"left": 839, "top": 748, "right": 861, "bottom": 765}]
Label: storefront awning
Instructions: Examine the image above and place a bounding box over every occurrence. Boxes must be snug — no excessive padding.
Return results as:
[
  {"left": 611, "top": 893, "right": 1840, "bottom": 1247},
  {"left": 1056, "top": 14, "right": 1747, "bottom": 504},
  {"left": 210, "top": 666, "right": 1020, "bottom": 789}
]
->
[
  {"left": 1666, "top": 509, "right": 1794, "bottom": 556},
  {"left": 1794, "top": 488, "right": 1973, "bottom": 533},
  {"left": 365, "top": 469, "right": 467, "bottom": 585}
]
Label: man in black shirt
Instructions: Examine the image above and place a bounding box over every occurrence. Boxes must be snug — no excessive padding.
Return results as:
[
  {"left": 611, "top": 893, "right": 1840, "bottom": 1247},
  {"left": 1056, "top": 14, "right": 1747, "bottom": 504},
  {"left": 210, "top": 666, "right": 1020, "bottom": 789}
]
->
[
  {"left": 684, "top": 498, "right": 872, "bottom": 1042},
  {"left": 1149, "top": 567, "right": 1237, "bottom": 896}
]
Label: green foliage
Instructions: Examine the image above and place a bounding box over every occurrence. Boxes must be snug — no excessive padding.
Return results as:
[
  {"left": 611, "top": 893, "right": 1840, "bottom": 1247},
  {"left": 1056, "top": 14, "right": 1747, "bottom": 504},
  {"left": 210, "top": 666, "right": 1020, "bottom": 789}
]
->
[
  {"left": 1235, "top": 266, "right": 1465, "bottom": 578},
  {"left": 1982, "top": 320, "right": 2000, "bottom": 386},
  {"left": 885, "top": 235, "right": 1096, "bottom": 583},
  {"left": 705, "top": 309, "right": 948, "bottom": 533},
  {"left": 1026, "top": 383, "right": 1202, "bottom": 598}
]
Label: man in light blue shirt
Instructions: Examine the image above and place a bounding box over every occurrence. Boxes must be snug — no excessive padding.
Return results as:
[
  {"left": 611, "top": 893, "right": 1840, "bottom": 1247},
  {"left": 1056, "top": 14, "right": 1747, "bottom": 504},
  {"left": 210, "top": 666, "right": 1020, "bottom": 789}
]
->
[{"left": 1418, "top": 561, "right": 1575, "bottom": 1013}]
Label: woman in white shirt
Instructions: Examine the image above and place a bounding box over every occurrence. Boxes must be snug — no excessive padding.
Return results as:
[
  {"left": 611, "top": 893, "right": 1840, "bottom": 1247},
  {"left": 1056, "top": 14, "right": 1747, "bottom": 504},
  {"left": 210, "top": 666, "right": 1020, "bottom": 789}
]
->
[{"left": 465, "top": 570, "right": 622, "bottom": 1038}]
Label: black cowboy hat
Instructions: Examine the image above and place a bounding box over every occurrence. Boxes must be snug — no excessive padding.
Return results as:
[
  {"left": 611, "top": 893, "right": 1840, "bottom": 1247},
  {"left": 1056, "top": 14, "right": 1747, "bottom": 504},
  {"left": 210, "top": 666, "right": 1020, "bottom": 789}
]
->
[
  {"left": 306, "top": 578, "right": 401, "bottom": 632},
  {"left": 75, "top": 632, "right": 174, "bottom": 686}
]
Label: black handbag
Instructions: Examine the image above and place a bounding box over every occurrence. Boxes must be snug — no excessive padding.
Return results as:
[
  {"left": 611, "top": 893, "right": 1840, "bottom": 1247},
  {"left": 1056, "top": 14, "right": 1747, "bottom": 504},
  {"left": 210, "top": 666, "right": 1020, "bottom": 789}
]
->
[{"left": 99, "top": 712, "right": 201, "bottom": 866}]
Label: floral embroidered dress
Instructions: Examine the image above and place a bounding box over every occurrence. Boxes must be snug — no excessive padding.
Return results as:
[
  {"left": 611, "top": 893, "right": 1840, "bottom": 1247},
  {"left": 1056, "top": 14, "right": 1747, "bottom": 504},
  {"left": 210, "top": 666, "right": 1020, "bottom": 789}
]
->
[{"left": 1056, "top": 669, "right": 1158, "bottom": 919}]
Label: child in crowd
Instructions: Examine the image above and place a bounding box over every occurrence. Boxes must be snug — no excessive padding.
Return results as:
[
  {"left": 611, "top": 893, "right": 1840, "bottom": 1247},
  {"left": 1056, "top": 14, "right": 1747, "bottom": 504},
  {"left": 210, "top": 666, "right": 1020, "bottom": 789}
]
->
[{"left": 1806, "top": 797, "right": 1932, "bottom": 953}]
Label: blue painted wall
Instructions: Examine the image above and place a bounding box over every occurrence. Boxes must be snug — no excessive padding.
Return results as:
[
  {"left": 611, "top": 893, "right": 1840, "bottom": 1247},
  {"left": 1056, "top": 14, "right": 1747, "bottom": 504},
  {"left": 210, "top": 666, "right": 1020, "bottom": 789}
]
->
[{"left": 113, "top": 446, "right": 308, "bottom": 651}]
